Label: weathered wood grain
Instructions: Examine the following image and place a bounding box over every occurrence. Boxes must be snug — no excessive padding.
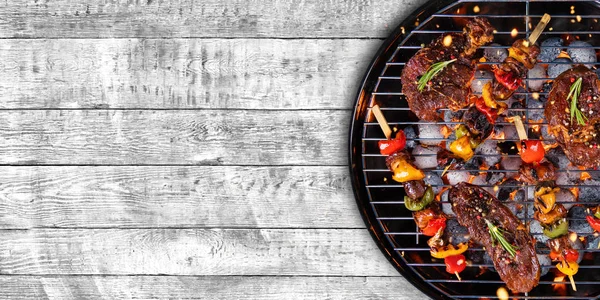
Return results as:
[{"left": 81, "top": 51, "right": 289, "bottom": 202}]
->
[
  {"left": 0, "top": 110, "right": 348, "bottom": 165},
  {"left": 0, "top": 275, "right": 425, "bottom": 300},
  {"left": 0, "top": 229, "right": 398, "bottom": 276},
  {"left": 0, "top": 39, "right": 378, "bottom": 109},
  {"left": 0, "top": 0, "right": 424, "bottom": 38},
  {"left": 0, "top": 166, "right": 360, "bottom": 229}
]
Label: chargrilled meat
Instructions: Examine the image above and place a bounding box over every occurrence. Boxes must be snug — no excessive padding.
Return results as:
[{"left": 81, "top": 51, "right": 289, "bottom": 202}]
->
[
  {"left": 449, "top": 182, "right": 540, "bottom": 293},
  {"left": 401, "top": 18, "right": 494, "bottom": 121},
  {"left": 404, "top": 180, "right": 426, "bottom": 199},
  {"left": 545, "top": 66, "right": 600, "bottom": 168},
  {"left": 492, "top": 40, "right": 541, "bottom": 100},
  {"left": 517, "top": 161, "right": 557, "bottom": 184}
]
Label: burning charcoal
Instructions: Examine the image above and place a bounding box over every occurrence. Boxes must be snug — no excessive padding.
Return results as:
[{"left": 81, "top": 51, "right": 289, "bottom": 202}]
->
[
  {"left": 476, "top": 140, "right": 501, "bottom": 166},
  {"left": 496, "top": 178, "right": 521, "bottom": 200},
  {"left": 568, "top": 206, "right": 593, "bottom": 235},
  {"left": 500, "top": 156, "right": 522, "bottom": 172},
  {"left": 578, "top": 179, "right": 600, "bottom": 203},
  {"left": 445, "top": 219, "right": 469, "bottom": 245},
  {"left": 530, "top": 220, "right": 550, "bottom": 244},
  {"left": 497, "top": 141, "right": 518, "bottom": 155},
  {"left": 547, "top": 57, "right": 573, "bottom": 79},
  {"left": 527, "top": 64, "right": 546, "bottom": 92},
  {"left": 587, "top": 235, "right": 600, "bottom": 251},
  {"left": 526, "top": 98, "right": 545, "bottom": 122},
  {"left": 440, "top": 189, "right": 455, "bottom": 217},
  {"left": 446, "top": 170, "right": 470, "bottom": 186},
  {"left": 403, "top": 125, "right": 417, "bottom": 149},
  {"left": 536, "top": 254, "right": 551, "bottom": 277},
  {"left": 538, "top": 37, "right": 563, "bottom": 62},
  {"left": 443, "top": 109, "right": 464, "bottom": 123},
  {"left": 418, "top": 121, "right": 445, "bottom": 146},
  {"left": 567, "top": 41, "right": 597, "bottom": 65},
  {"left": 482, "top": 252, "right": 496, "bottom": 272},
  {"left": 485, "top": 166, "right": 505, "bottom": 186},
  {"left": 507, "top": 100, "right": 525, "bottom": 118},
  {"left": 467, "top": 249, "right": 484, "bottom": 265},
  {"left": 463, "top": 157, "right": 483, "bottom": 176},
  {"left": 471, "top": 69, "right": 493, "bottom": 94},
  {"left": 555, "top": 188, "right": 577, "bottom": 211},
  {"left": 545, "top": 147, "right": 569, "bottom": 169},
  {"left": 484, "top": 43, "right": 508, "bottom": 62},
  {"left": 516, "top": 200, "right": 533, "bottom": 220},
  {"left": 412, "top": 145, "right": 440, "bottom": 169},
  {"left": 423, "top": 172, "right": 443, "bottom": 194},
  {"left": 555, "top": 166, "right": 580, "bottom": 186}
]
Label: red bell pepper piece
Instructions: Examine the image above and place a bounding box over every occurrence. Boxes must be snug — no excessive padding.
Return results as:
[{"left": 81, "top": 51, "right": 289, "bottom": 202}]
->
[
  {"left": 378, "top": 131, "right": 406, "bottom": 156},
  {"left": 550, "top": 248, "right": 580, "bottom": 263},
  {"left": 520, "top": 140, "right": 545, "bottom": 164},
  {"left": 422, "top": 217, "right": 447, "bottom": 236},
  {"left": 494, "top": 68, "right": 522, "bottom": 90},
  {"left": 445, "top": 254, "right": 467, "bottom": 274},
  {"left": 475, "top": 96, "right": 498, "bottom": 124},
  {"left": 586, "top": 215, "right": 600, "bottom": 232}
]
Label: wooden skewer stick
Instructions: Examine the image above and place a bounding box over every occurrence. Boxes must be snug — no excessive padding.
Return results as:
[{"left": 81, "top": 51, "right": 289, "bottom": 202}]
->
[
  {"left": 528, "top": 13, "right": 551, "bottom": 45},
  {"left": 511, "top": 116, "right": 528, "bottom": 141},
  {"left": 372, "top": 105, "right": 393, "bottom": 139},
  {"left": 568, "top": 274, "right": 577, "bottom": 291},
  {"left": 454, "top": 271, "right": 462, "bottom": 281}
]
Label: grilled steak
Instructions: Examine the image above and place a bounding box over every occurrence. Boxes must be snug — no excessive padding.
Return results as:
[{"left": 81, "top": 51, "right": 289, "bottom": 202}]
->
[
  {"left": 545, "top": 65, "right": 600, "bottom": 168},
  {"left": 401, "top": 18, "right": 494, "bottom": 121},
  {"left": 449, "top": 182, "right": 540, "bottom": 293}
]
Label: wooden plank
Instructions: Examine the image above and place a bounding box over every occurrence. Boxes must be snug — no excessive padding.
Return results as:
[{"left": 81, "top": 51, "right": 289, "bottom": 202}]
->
[
  {"left": 0, "top": 110, "right": 348, "bottom": 165},
  {"left": 0, "top": 275, "right": 425, "bottom": 299},
  {"left": 0, "top": 229, "right": 398, "bottom": 276},
  {"left": 0, "top": 166, "right": 362, "bottom": 229},
  {"left": 0, "top": 39, "right": 379, "bottom": 109},
  {"left": 0, "top": 0, "right": 425, "bottom": 38}
]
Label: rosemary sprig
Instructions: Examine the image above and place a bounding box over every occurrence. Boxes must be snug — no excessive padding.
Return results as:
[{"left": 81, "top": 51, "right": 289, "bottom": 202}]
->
[
  {"left": 566, "top": 77, "right": 588, "bottom": 126},
  {"left": 417, "top": 59, "right": 457, "bottom": 91},
  {"left": 485, "top": 219, "right": 518, "bottom": 258}
]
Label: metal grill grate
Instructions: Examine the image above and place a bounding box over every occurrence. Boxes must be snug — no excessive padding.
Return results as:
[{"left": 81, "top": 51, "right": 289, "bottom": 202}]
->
[{"left": 350, "top": 0, "right": 600, "bottom": 299}]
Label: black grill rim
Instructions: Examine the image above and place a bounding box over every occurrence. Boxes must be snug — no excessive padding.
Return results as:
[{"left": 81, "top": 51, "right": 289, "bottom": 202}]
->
[
  {"left": 349, "top": 0, "right": 600, "bottom": 299},
  {"left": 349, "top": 0, "right": 460, "bottom": 299}
]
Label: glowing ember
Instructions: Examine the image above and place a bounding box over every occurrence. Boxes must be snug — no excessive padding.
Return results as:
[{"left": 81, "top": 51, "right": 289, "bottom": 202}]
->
[
  {"left": 569, "top": 232, "right": 578, "bottom": 243},
  {"left": 510, "top": 28, "right": 518, "bottom": 38},
  {"left": 473, "top": 5, "right": 480, "bottom": 13},
  {"left": 553, "top": 276, "right": 567, "bottom": 294},
  {"left": 401, "top": 27, "right": 405, "bottom": 35},
  {"left": 496, "top": 287, "right": 509, "bottom": 300},
  {"left": 576, "top": 15, "right": 582, "bottom": 22},
  {"left": 443, "top": 35, "right": 453, "bottom": 47},
  {"left": 532, "top": 92, "right": 540, "bottom": 100},
  {"left": 549, "top": 27, "right": 553, "bottom": 31}
]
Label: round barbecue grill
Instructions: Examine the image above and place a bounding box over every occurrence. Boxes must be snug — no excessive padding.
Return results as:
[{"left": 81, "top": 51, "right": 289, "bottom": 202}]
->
[{"left": 349, "top": 0, "right": 600, "bottom": 299}]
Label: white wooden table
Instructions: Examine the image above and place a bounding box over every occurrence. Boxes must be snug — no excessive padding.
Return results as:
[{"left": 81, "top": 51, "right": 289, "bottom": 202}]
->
[{"left": 0, "top": 1, "right": 429, "bottom": 298}]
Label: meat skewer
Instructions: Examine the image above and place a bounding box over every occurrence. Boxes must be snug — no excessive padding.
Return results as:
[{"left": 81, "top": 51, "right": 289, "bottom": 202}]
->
[{"left": 401, "top": 18, "right": 494, "bottom": 121}]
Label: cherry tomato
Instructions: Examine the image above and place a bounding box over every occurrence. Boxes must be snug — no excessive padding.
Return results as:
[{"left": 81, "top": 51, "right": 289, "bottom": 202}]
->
[
  {"left": 586, "top": 215, "right": 600, "bottom": 232},
  {"left": 445, "top": 254, "right": 467, "bottom": 274},
  {"left": 422, "top": 217, "right": 447, "bottom": 236},
  {"left": 378, "top": 131, "right": 406, "bottom": 156},
  {"left": 550, "top": 248, "right": 580, "bottom": 263},
  {"left": 474, "top": 96, "right": 498, "bottom": 124},
  {"left": 520, "top": 140, "right": 545, "bottom": 164}
]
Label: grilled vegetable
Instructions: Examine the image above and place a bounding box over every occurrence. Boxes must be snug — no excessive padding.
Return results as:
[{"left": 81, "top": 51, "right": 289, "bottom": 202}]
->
[
  {"left": 378, "top": 130, "right": 406, "bottom": 156},
  {"left": 431, "top": 242, "right": 468, "bottom": 259},
  {"left": 386, "top": 152, "right": 425, "bottom": 183},
  {"left": 556, "top": 260, "right": 579, "bottom": 276},
  {"left": 404, "top": 180, "right": 426, "bottom": 199},
  {"left": 404, "top": 186, "right": 434, "bottom": 212},
  {"left": 445, "top": 254, "right": 467, "bottom": 274},
  {"left": 450, "top": 136, "right": 474, "bottom": 161},
  {"left": 542, "top": 218, "right": 569, "bottom": 238},
  {"left": 475, "top": 96, "right": 498, "bottom": 124},
  {"left": 519, "top": 140, "right": 545, "bottom": 164},
  {"left": 422, "top": 217, "right": 447, "bottom": 236},
  {"left": 586, "top": 215, "right": 600, "bottom": 232}
]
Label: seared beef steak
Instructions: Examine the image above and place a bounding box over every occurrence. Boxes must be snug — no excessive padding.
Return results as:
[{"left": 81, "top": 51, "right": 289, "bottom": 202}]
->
[
  {"left": 545, "top": 66, "right": 600, "bottom": 168},
  {"left": 401, "top": 18, "right": 494, "bottom": 121},
  {"left": 449, "top": 182, "right": 540, "bottom": 293}
]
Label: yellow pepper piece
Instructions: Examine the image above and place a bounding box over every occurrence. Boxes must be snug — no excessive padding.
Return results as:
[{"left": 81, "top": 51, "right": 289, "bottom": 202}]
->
[
  {"left": 449, "top": 136, "right": 474, "bottom": 161},
  {"left": 391, "top": 160, "right": 425, "bottom": 183},
  {"left": 430, "top": 242, "right": 469, "bottom": 259},
  {"left": 482, "top": 82, "right": 497, "bottom": 109},
  {"left": 508, "top": 47, "right": 531, "bottom": 68},
  {"left": 538, "top": 193, "right": 557, "bottom": 214},
  {"left": 556, "top": 260, "right": 579, "bottom": 276}
]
